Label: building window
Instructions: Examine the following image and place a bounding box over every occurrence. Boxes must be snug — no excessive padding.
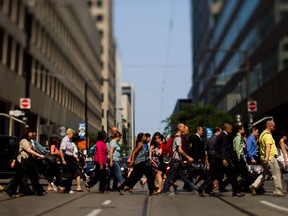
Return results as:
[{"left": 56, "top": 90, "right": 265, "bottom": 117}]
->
[
  {"left": 96, "top": 14, "right": 103, "bottom": 22},
  {"left": 97, "top": 0, "right": 103, "bottom": 7},
  {"left": 6, "top": 35, "right": 12, "bottom": 68}
]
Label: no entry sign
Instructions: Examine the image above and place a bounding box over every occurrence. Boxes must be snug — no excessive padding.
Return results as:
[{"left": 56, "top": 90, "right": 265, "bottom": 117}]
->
[
  {"left": 20, "top": 98, "right": 31, "bottom": 109},
  {"left": 247, "top": 101, "right": 257, "bottom": 112}
]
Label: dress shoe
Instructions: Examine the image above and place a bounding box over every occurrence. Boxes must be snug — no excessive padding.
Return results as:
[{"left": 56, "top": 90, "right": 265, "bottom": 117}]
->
[
  {"left": 197, "top": 188, "right": 204, "bottom": 197},
  {"left": 232, "top": 192, "right": 245, "bottom": 197},
  {"left": 118, "top": 188, "right": 125, "bottom": 195},
  {"left": 249, "top": 185, "right": 256, "bottom": 196}
]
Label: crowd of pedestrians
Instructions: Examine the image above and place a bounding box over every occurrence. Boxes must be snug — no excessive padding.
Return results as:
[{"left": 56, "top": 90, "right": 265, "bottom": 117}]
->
[{"left": 1, "top": 120, "right": 288, "bottom": 199}]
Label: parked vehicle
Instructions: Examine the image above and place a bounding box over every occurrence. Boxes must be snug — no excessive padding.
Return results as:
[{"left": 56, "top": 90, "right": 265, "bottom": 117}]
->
[
  {"left": 119, "top": 156, "right": 129, "bottom": 178},
  {"left": 0, "top": 135, "right": 19, "bottom": 178}
]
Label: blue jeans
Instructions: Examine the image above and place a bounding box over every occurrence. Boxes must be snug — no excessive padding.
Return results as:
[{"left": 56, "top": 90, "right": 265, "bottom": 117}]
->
[{"left": 112, "top": 161, "right": 124, "bottom": 184}]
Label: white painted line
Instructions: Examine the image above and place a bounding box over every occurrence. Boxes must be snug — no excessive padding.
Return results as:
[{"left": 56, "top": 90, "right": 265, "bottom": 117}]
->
[
  {"left": 102, "top": 200, "right": 111, "bottom": 205},
  {"left": 86, "top": 209, "right": 102, "bottom": 216},
  {"left": 260, "top": 201, "right": 288, "bottom": 212}
]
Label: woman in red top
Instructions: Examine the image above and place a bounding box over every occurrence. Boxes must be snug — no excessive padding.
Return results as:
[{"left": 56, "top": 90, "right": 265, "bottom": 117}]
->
[{"left": 85, "top": 131, "right": 108, "bottom": 193}]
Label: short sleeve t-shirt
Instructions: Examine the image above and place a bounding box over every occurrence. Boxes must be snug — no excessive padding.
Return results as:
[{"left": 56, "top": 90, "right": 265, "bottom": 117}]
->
[
  {"left": 109, "top": 139, "right": 121, "bottom": 161},
  {"left": 172, "top": 136, "right": 182, "bottom": 160},
  {"left": 259, "top": 130, "right": 278, "bottom": 161}
]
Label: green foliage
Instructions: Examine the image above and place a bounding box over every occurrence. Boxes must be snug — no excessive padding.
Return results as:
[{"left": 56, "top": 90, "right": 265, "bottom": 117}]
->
[{"left": 163, "top": 103, "right": 232, "bottom": 138}]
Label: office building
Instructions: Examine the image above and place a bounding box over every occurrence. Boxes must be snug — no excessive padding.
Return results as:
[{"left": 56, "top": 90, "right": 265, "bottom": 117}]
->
[
  {"left": 191, "top": 0, "right": 288, "bottom": 129},
  {"left": 0, "top": 0, "right": 103, "bottom": 144}
]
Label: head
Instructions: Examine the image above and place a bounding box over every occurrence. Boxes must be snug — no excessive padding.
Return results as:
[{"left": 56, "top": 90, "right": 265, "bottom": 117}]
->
[
  {"left": 49, "top": 135, "right": 60, "bottom": 147},
  {"left": 144, "top": 133, "right": 151, "bottom": 143},
  {"left": 177, "top": 123, "right": 185, "bottom": 134},
  {"left": 265, "top": 120, "right": 275, "bottom": 132},
  {"left": 223, "top": 123, "right": 233, "bottom": 134},
  {"left": 195, "top": 126, "right": 204, "bottom": 136},
  {"left": 111, "top": 127, "right": 118, "bottom": 135},
  {"left": 213, "top": 127, "right": 222, "bottom": 136},
  {"left": 112, "top": 131, "right": 122, "bottom": 141},
  {"left": 136, "top": 133, "right": 146, "bottom": 144},
  {"left": 236, "top": 126, "right": 245, "bottom": 135},
  {"left": 251, "top": 127, "right": 259, "bottom": 137},
  {"left": 183, "top": 126, "right": 189, "bottom": 136},
  {"left": 97, "top": 130, "right": 107, "bottom": 141},
  {"left": 66, "top": 128, "right": 75, "bottom": 139},
  {"left": 20, "top": 128, "right": 33, "bottom": 141},
  {"left": 151, "top": 132, "right": 164, "bottom": 145}
]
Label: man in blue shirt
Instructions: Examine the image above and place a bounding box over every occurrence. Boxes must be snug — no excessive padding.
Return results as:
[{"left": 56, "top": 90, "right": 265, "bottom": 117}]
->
[{"left": 246, "top": 127, "right": 259, "bottom": 164}]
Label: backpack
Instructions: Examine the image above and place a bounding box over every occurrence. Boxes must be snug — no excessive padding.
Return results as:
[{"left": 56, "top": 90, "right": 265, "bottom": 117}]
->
[
  {"left": 162, "top": 134, "right": 180, "bottom": 164},
  {"left": 89, "top": 143, "right": 96, "bottom": 156}
]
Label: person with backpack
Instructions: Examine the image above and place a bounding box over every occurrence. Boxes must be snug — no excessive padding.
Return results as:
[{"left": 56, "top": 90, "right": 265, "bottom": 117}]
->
[
  {"left": 162, "top": 123, "right": 196, "bottom": 194},
  {"left": 249, "top": 120, "right": 285, "bottom": 197}
]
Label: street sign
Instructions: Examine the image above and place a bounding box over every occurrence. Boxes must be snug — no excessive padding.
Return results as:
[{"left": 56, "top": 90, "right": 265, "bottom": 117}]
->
[
  {"left": 20, "top": 98, "right": 31, "bottom": 109},
  {"left": 248, "top": 101, "right": 257, "bottom": 112},
  {"left": 9, "top": 110, "right": 25, "bottom": 117}
]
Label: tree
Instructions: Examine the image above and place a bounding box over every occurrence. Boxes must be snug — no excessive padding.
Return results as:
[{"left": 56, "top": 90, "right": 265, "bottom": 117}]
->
[{"left": 163, "top": 103, "right": 232, "bottom": 138}]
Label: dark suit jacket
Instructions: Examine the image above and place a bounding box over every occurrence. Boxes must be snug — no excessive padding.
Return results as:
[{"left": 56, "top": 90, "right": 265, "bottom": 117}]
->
[
  {"left": 189, "top": 134, "right": 205, "bottom": 162},
  {"left": 215, "top": 131, "right": 233, "bottom": 162}
]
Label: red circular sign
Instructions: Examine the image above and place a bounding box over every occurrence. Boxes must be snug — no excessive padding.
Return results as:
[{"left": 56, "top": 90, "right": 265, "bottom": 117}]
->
[
  {"left": 248, "top": 101, "right": 257, "bottom": 112},
  {"left": 20, "top": 98, "right": 31, "bottom": 109}
]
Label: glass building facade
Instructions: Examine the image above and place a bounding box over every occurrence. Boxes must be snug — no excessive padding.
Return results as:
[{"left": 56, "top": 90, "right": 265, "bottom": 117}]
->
[{"left": 191, "top": 0, "right": 288, "bottom": 129}]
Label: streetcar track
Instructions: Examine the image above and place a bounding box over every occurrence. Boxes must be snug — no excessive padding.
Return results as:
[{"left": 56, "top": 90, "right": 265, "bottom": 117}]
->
[
  {"left": 215, "top": 195, "right": 257, "bottom": 216},
  {"left": 34, "top": 192, "right": 91, "bottom": 216}
]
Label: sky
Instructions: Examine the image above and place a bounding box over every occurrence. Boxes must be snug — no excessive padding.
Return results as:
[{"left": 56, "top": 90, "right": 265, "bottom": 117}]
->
[{"left": 114, "top": 0, "right": 192, "bottom": 135}]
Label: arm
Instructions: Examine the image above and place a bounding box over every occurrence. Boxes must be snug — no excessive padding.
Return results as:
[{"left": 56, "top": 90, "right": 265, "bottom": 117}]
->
[
  {"left": 60, "top": 149, "right": 66, "bottom": 165},
  {"left": 128, "top": 143, "right": 143, "bottom": 167},
  {"left": 279, "top": 138, "right": 288, "bottom": 167},
  {"left": 264, "top": 143, "right": 271, "bottom": 163},
  {"left": 178, "top": 146, "right": 194, "bottom": 162},
  {"left": 233, "top": 136, "right": 241, "bottom": 161},
  {"left": 149, "top": 145, "right": 154, "bottom": 161},
  {"left": 50, "top": 145, "right": 59, "bottom": 156},
  {"left": 110, "top": 145, "right": 115, "bottom": 167}
]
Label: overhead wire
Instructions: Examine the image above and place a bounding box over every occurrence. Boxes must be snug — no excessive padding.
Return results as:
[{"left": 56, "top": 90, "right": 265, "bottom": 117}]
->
[{"left": 158, "top": 0, "right": 177, "bottom": 131}]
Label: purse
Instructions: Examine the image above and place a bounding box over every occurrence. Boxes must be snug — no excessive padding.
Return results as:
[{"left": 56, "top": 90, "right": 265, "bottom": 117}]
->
[{"left": 44, "top": 152, "right": 56, "bottom": 164}]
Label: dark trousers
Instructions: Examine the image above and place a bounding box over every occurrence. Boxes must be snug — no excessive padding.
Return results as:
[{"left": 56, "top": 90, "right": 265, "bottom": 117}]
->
[
  {"left": 163, "top": 159, "right": 196, "bottom": 192},
  {"left": 63, "top": 155, "right": 76, "bottom": 192},
  {"left": 219, "top": 161, "right": 239, "bottom": 194},
  {"left": 119, "top": 162, "right": 155, "bottom": 194},
  {"left": 87, "top": 162, "right": 108, "bottom": 192}
]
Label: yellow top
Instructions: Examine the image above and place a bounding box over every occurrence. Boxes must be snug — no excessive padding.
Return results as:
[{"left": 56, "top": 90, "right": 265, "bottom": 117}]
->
[{"left": 259, "top": 130, "right": 278, "bottom": 161}]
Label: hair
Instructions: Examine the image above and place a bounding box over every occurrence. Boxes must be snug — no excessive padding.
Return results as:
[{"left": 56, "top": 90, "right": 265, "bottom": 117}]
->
[
  {"left": 49, "top": 135, "right": 60, "bottom": 147},
  {"left": 177, "top": 123, "right": 185, "bottom": 131},
  {"left": 274, "top": 130, "right": 287, "bottom": 147},
  {"left": 213, "top": 127, "right": 221, "bottom": 134},
  {"left": 251, "top": 126, "right": 258, "bottom": 132},
  {"left": 136, "top": 133, "right": 145, "bottom": 144},
  {"left": 66, "top": 128, "right": 75, "bottom": 135},
  {"left": 151, "top": 132, "right": 164, "bottom": 146},
  {"left": 145, "top": 133, "right": 151, "bottom": 138},
  {"left": 195, "top": 126, "right": 203, "bottom": 133},
  {"left": 97, "top": 130, "right": 107, "bottom": 141},
  {"left": 71, "top": 136, "right": 78, "bottom": 143},
  {"left": 112, "top": 131, "right": 122, "bottom": 138},
  {"left": 20, "top": 128, "right": 33, "bottom": 141},
  {"left": 223, "top": 123, "right": 232, "bottom": 131},
  {"left": 265, "top": 120, "right": 274, "bottom": 129},
  {"left": 236, "top": 125, "right": 244, "bottom": 132}
]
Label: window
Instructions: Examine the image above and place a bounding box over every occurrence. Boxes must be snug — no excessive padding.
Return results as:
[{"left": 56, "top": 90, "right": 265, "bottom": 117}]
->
[
  {"left": 6, "top": 35, "right": 12, "bottom": 68},
  {"left": 97, "top": 0, "right": 103, "bottom": 7},
  {"left": 96, "top": 15, "right": 103, "bottom": 22}
]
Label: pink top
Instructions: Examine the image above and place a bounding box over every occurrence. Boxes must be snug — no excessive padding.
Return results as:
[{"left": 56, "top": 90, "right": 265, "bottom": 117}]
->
[{"left": 93, "top": 140, "right": 108, "bottom": 166}]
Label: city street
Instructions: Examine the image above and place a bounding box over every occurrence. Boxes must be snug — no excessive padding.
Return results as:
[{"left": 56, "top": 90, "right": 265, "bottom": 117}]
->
[{"left": 1, "top": 179, "right": 288, "bottom": 216}]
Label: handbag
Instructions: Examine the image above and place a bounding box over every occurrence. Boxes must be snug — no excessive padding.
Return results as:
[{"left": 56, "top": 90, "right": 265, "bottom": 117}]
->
[
  {"left": 44, "top": 152, "right": 56, "bottom": 164},
  {"left": 191, "top": 163, "right": 206, "bottom": 170},
  {"left": 247, "top": 164, "right": 263, "bottom": 175}
]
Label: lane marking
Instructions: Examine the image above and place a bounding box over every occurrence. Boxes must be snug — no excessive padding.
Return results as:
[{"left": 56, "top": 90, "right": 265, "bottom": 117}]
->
[
  {"left": 86, "top": 209, "right": 102, "bottom": 216},
  {"left": 260, "top": 201, "right": 288, "bottom": 212},
  {"left": 102, "top": 200, "right": 111, "bottom": 205}
]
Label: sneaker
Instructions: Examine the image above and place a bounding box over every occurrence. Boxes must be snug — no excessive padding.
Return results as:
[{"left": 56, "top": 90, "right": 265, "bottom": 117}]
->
[
  {"left": 51, "top": 183, "right": 58, "bottom": 192},
  {"left": 69, "top": 190, "right": 75, "bottom": 194},
  {"left": 249, "top": 185, "right": 256, "bottom": 196},
  {"left": 273, "top": 192, "right": 286, "bottom": 197}
]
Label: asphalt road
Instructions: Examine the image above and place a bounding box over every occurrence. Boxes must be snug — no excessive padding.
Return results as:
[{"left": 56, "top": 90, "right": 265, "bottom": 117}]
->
[{"left": 1, "top": 179, "right": 288, "bottom": 216}]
